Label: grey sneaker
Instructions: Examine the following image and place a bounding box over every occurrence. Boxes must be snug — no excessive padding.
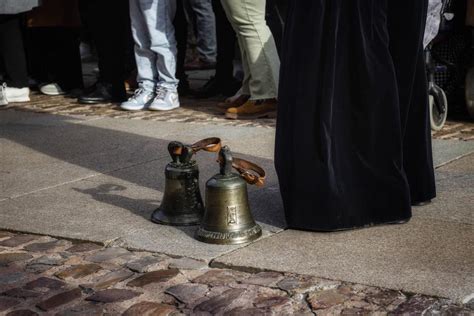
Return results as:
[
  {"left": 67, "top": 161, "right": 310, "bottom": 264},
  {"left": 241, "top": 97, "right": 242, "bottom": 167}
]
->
[
  {"left": 0, "top": 83, "right": 7, "bottom": 106},
  {"left": 149, "top": 87, "right": 180, "bottom": 111},
  {"left": 120, "top": 88, "right": 155, "bottom": 111}
]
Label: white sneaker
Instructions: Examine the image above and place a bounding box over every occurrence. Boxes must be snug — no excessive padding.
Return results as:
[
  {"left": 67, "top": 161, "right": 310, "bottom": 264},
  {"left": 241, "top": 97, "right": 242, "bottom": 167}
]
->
[
  {"left": 40, "top": 83, "right": 65, "bottom": 96},
  {"left": 120, "top": 88, "right": 155, "bottom": 111},
  {"left": 0, "top": 83, "right": 8, "bottom": 106},
  {"left": 5, "top": 87, "right": 30, "bottom": 103},
  {"left": 149, "top": 87, "right": 180, "bottom": 111}
]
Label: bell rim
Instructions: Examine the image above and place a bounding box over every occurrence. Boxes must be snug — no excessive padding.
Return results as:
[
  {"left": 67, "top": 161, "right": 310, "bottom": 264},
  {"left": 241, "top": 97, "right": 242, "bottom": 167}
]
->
[{"left": 194, "top": 224, "right": 262, "bottom": 245}]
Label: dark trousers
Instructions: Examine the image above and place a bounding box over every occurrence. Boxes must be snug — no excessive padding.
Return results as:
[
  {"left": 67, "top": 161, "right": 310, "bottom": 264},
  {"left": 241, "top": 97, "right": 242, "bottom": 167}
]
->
[
  {"left": 78, "top": 0, "right": 133, "bottom": 98},
  {"left": 0, "top": 14, "right": 29, "bottom": 88},
  {"left": 213, "top": 0, "right": 236, "bottom": 81},
  {"left": 175, "top": 0, "right": 188, "bottom": 83},
  {"left": 27, "top": 27, "right": 83, "bottom": 91}
]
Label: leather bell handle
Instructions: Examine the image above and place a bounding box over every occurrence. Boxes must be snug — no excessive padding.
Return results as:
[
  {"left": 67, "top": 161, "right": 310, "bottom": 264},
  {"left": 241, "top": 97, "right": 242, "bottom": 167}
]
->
[
  {"left": 232, "top": 158, "right": 266, "bottom": 187},
  {"left": 216, "top": 152, "right": 266, "bottom": 187},
  {"left": 171, "top": 138, "right": 222, "bottom": 156},
  {"left": 191, "top": 137, "right": 222, "bottom": 153}
]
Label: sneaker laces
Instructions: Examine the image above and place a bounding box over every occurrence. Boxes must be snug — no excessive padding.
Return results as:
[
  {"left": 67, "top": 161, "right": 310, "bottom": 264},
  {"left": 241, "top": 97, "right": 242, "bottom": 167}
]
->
[
  {"left": 0, "top": 83, "right": 6, "bottom": 93},
  {"left": 155, "top": 87, "right": 167, "bottom": 100},
  {"left": 128, "top": 88, "right": 144, "bottom": 102}
]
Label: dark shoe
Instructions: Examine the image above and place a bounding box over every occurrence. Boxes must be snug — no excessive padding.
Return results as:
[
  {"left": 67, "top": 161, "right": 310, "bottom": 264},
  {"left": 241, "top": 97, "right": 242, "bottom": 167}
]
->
[
  {"left": 184, "top": 58, "right": 216, "bottom": 71},
  {"left": 194, "top": 76, "right": 241, "bottom": 99},
  {"left": 412, "top": 200, "right": 432, "bottom": 207},
  {"left": 78, "top": 83, "right": 125, "bottom": 104}
]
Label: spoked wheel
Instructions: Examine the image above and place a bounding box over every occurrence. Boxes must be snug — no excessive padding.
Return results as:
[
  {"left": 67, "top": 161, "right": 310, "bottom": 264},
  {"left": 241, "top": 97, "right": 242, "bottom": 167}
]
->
[
  {"left": 465, "top": 68, "right": 474, "bottom": 119},
  {"left": 429, "top": 86, "right": 448, "bottom": 131}
]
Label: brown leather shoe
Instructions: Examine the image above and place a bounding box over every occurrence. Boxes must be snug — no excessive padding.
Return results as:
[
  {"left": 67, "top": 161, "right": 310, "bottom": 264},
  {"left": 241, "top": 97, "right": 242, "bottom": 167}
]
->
[
  {"left": 225, "top": 98, "right": 277, "bottom": 120},
  {"left": 216, "top": 94, "right": 250, "bottom": 112}
]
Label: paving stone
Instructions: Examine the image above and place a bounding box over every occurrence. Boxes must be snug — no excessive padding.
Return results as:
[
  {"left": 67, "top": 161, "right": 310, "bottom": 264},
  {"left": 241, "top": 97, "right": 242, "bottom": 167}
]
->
[
  {"left": 82, "top": 269, "right": 134, "bottom": 290},
  {"left": 277, "top": 275, "right": 330, "bottom": 294},
  {"left": 194, "top": 288, "right": 246, "bottom": 314},
  {"left": 55, "top": 264, "right": 101, "bottom": 279},
  {"left": 168, "top": 258, "right": 208, "bottom": 270},
  {"left": 307, "top": 289, "right": 347, "bottom": 310},
  {"left": 0, "top": 253, "right": 33, "bottom": 266},
  {"left": 225, "top": 307, "right": 267, "bottom": 316},
  {"left": 165, "top": 283, "right": 209, "bottom": 305},
  {"left": 26, "top": 255, "right": 66, "bottom": 273},
  {"left": 391, "top": 295, "right": 438, "bottom": 314},
  {"left": 65, "top": 243, "right": 102, "bottom": 253},
  {"left": 123, "top": 302, "right": 178, "bottom": 316},
  {"left": 253, "top": 295, "right": 291, "bottom": 309},
  {"left": 86, "top": 289, "right": 141, "bottom": 303},
  {"left": 36, "top": 288, "right": 82, "bottom": 311},
  {"left": 127, "top": 269, "right": 180, "bottom": 288},
  {"left": 365, "top": 288, "right": 406, "bottom": 307},
  {"left": 242, "top": 272, "right": 285, "bottom": 287},
  {"left": 0, "top": 297, "right": 20, "bottom": 312},
  {"left": 3, "top": 288, "right": 42, "bottom": 298},
  {"left": 192, "top": 270, "right": 248, "bottom": 286},
  {"left": 0, "top": 235, "right": 38, "bottom": 248},
  {"left": 85, "top": 247, "right": 131, "bottom": 263},
  {"left": 24, "top": 277, "right": 66, "bottom": 290},
  {"left": 126, "top": 256, "right": 165, "bottom": 273},
  {"left": 0, "top": 232, "right": 13, "bottom": 238},
  {"left": 23, "top": 241, "right": 61, "bottom": 252},
  {"left": 55, "top": 303, "right": 104, "bottom": 316},
  {"left": 6, "top": 310, "right": 39, "bottom": 316},
  {"left": 0, "top": 269, "right": 29, "bottom": 285}
]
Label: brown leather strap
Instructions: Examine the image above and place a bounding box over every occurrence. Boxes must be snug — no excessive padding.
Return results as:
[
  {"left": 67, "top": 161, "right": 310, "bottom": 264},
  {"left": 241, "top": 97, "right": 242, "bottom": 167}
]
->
[
  {"left": 232, "top": 158, "right": 266, "bottom": 187},
  {"left": 191, "top": 137, "right": 222, "bottom": 153},
  {"left": 171, "top": 138, "right": 222, "bottom": 156}
]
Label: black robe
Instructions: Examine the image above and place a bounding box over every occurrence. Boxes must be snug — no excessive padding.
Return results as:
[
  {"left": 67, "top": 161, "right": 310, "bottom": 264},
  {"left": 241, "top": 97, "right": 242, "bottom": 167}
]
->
[{"left": 275, "top": 0, "right": 436, "bottom": 231}]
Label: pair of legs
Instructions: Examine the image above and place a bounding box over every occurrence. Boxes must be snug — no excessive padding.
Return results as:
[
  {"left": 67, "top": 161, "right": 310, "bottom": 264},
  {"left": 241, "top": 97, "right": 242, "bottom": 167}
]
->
[
  {"left": 122, "top": 0, "right": 179, "bottom": 111},
  {"left": 0, "top": 14, "right": 31, "bottom": 105},
  {"left": 220, "top": 0, "right": 280, "bottom": 119},
  {"left": 184, "top": 0, "right": 216, "bottom": 64},
  {"left": 27, "top": 27, "right": 83, "bottom": 92},
  {"left": 78, "top": 0, "right": 133, "bottom": 103},
  {"left": 0, "top": 14, "right": 28, "bottom": 88}
]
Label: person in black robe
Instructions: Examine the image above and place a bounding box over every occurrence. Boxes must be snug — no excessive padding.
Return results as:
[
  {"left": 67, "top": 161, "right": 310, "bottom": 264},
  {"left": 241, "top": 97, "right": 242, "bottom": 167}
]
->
[{"left": 275, "top": 0, "right": 436, "bottom": 231}]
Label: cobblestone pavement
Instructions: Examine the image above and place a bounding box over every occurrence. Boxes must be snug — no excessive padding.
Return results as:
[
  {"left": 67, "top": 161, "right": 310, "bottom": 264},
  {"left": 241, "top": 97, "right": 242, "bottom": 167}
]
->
[
  {"left": 2, "top": 94, "right": 474, "bottom": 139},
  {"left": 0, "top": 231, "right": 472, "bottom": 315}
]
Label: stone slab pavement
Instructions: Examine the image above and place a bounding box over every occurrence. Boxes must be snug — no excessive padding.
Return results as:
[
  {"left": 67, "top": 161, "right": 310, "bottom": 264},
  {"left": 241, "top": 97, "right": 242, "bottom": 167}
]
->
[
  {"left": 1, "top": 231, "right": 471, "bottom": 315},
  {"left": 0, "top": 109, "right": 473, "bottom": 305}
]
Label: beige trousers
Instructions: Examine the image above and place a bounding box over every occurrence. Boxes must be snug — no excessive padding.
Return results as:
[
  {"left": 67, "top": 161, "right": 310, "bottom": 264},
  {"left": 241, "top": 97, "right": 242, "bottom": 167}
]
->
[{"left": 220, "top": 0, "right": 280, "bottom": 100}]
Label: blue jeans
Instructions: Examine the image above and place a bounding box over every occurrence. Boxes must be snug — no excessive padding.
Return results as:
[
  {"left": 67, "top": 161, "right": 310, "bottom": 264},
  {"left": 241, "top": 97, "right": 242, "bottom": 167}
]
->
[{"left": 129, "top": 0, "right": 178, "bottom": 91}]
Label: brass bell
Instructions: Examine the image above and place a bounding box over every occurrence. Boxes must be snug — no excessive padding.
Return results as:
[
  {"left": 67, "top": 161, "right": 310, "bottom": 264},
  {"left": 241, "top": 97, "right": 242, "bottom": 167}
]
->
[
  {"left": 152, "top": 138, "right": 222, "bottom": 226},
  {"left": 195, "top": 146, "right": 265, "bottom": 245}
]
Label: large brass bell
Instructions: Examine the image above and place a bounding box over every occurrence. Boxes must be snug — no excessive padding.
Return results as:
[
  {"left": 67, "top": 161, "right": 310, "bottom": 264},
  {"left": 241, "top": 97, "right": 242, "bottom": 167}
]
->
[
  {"left": 152, "top": 138, "right": 221, "bottom": 226},
  {"left": 196, "top": 146, "right": 265, "bottom": 245}
]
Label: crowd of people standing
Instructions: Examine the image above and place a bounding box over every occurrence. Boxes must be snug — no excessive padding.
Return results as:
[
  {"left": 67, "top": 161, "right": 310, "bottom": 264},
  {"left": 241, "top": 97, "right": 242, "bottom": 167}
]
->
[{"left": 0, "top": 0, "right": 285, "bottom": 120}]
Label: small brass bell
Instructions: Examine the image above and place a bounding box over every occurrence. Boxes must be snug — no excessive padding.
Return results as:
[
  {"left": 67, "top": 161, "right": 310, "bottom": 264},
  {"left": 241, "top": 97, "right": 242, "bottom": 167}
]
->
[
  {"left": 152, "top": 138, "right": 222, "bottom": 226},
  {"left": 196, "top": 146, "right": 265, "bottom": 245}
]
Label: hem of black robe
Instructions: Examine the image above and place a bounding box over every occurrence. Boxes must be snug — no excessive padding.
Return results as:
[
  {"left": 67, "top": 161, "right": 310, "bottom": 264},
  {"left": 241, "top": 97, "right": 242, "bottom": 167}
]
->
[{"left": 285, "top": 216, "right": 412, "bottom": 233}]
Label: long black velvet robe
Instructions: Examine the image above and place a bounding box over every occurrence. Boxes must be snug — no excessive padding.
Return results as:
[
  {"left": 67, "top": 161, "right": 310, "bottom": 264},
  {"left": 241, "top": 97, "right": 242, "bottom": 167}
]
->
[{"left": 275, "top": 0, "right": 436, "bottom": 231}]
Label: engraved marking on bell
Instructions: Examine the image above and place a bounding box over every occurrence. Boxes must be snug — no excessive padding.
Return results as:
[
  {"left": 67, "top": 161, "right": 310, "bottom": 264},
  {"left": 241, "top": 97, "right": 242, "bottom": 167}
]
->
[
  {"left": 227, "top": 206, "right": 238, "bottom": 225},
  {"left": 197, "top": 225, "right": 261, "bottom": 240}
]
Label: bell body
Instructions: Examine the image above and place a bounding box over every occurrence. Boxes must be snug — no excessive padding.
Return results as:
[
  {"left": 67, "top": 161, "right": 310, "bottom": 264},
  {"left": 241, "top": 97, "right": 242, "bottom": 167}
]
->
[
  {"left": 196, "top": 173, "right": 262, "bottom": 245},
  {"left": 152, "top": 161, "right": 204, "bottom": 226}
]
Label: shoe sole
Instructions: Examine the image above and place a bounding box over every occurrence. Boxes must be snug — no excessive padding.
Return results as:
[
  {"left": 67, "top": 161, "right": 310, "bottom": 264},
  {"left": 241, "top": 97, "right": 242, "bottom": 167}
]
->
[
  {"left": 225, "top": 110, "right": 277, "bottom": 120},
  {"left": 78, "top": 99, "right": 112, "bottom": 104},
  {"left": 120, "top": 106, "right": 147, "bottom": 111},
  {"left": 41, "top": 91, "right": 66, "bottom": 96},
  {"left": 149, "top": 105, "right": 180, "bottom": 111},
  {"left": 7, "top": 96, "right": 30, "bottom": 103}
]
